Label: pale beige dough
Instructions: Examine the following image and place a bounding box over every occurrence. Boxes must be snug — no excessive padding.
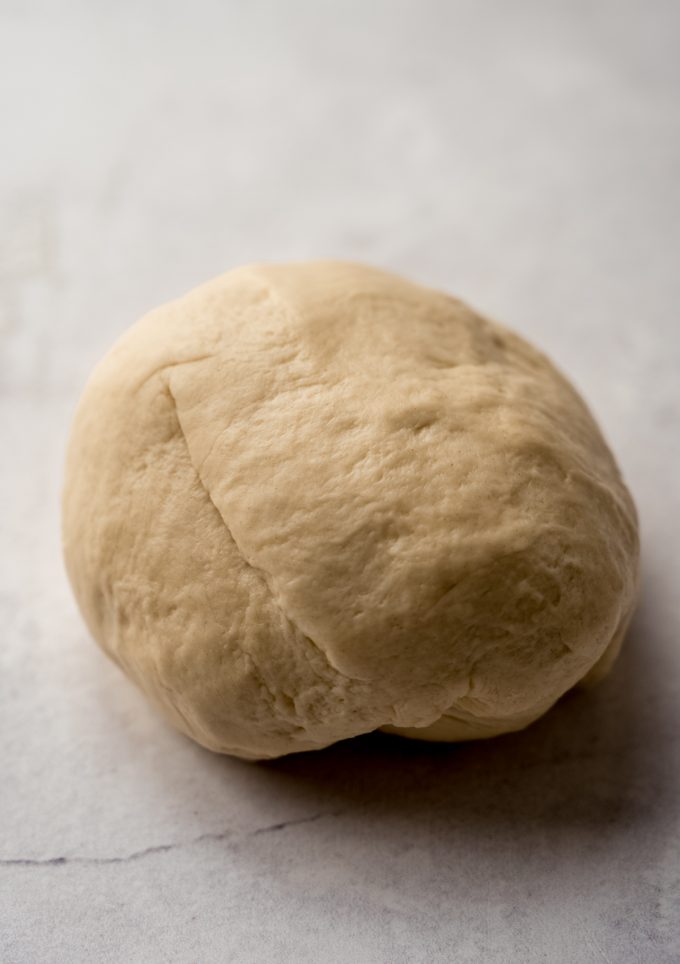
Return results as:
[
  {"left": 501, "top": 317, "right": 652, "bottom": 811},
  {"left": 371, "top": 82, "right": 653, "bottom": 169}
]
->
[{"left": 62, "top": 262, "right": 639, "bottom": 759}]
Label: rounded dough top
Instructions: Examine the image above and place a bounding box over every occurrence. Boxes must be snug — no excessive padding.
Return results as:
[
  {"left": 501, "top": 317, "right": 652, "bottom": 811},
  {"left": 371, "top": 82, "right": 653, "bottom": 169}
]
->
[{"left": 63, "top": 262, "right": 639, "bottom": 758}]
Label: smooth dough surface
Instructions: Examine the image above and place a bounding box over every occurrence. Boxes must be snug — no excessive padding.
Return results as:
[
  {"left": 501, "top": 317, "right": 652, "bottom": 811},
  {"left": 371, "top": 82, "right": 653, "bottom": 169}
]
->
[{"left": 63, "top": 262, "right": 639, "bottom": 759}]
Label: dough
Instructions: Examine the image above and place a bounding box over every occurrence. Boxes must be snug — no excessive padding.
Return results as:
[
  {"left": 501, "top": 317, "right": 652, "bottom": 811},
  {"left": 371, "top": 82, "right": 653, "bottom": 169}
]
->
[{"left": 62, "top": 262, "right": 639, "bottom": 759}]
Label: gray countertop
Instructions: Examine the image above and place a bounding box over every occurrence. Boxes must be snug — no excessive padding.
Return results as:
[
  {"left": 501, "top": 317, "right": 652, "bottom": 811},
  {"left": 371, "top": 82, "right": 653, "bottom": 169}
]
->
[{"left": 2, "top": 1, "right": 679, "bottom": 961}]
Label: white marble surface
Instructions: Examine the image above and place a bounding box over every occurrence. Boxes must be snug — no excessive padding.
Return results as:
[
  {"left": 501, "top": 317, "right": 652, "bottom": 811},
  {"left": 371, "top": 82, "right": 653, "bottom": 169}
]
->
[{"left": 2, "top": 1, "right": 679, "bottom": 961}]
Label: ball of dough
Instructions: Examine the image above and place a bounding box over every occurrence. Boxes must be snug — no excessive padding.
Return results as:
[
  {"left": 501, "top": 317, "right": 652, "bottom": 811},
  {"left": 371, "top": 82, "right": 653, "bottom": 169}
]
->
[{"left": 63, "top": 262, "right": 639, "bottom": 759}]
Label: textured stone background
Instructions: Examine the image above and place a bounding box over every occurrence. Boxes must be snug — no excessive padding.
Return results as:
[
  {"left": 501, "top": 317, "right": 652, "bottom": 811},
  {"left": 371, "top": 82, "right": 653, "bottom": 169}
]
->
[{"left": 1, "top": 1, "right": 679, "bottom": 961}]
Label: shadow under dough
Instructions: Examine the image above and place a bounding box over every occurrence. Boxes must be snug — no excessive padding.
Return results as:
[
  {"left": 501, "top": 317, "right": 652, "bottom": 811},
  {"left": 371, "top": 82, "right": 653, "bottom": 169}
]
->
[{"left": 254, "top": 580, "right": 666, "bottom": 837}]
